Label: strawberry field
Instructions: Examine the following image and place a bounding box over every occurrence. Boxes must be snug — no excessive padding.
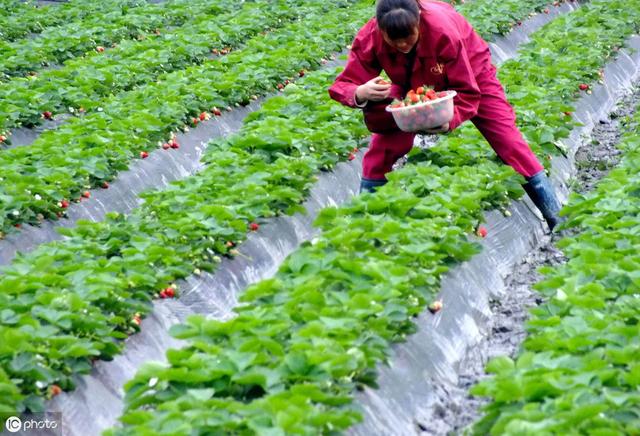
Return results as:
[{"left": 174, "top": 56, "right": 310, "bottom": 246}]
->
[{"left": 1, "top": 0, "right": 639, "bottom": 435}]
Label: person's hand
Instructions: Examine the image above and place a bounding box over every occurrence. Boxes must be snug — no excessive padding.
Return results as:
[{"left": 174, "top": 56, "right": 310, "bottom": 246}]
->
[
  {"left": 355, "top": 77, "right": 392, "bottom": 104},
  {"left": 419, "top": 122, "right": 450, "bottom": 134}
]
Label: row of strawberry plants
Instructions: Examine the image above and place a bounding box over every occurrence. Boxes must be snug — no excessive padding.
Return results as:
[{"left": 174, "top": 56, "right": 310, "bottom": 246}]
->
[
  {"left": 104, "top": 0, "right": 640, "bottom": 433},
  {"left": 0, "top": 0, "right": 550, "bottom": 415},
  {"left": 0, "top": 0, "right": 316, "bottom": 132},
  {"left": 470, "top": 103, "right": 640, "bottom": 435},
  {"left": 0, "top": 0, "right": 377, "bottom": 234},
  {"left": 0, "top": 0, "right": 564, "bottom": 234},
  {"left": 0, "top": 0, "right": 375, "bottom": 415},
  {"left": 0, "top": 0, "right": 144, "bottom": 43},
  {"left": 0, "top": 0, "right": 232, "bottom": 79}
]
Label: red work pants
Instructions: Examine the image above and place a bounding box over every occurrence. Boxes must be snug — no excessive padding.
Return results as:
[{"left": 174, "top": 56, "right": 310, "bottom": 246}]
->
[{"left": 361, "top": 69, "right": 544, "bottom": 180}]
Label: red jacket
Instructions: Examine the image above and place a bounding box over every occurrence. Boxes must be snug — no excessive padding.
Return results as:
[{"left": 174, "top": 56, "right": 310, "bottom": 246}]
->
[{"left": 329, "top": 0, "right": 493, "bottom": 131}]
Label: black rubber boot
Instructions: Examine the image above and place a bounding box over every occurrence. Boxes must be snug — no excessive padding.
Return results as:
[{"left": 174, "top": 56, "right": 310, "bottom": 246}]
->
[
  {"left": 359, "top": 177, "right": 387, "bottom": 193},
  {"left": 522, "top": 170, "right": 564, "bottom": 231}
]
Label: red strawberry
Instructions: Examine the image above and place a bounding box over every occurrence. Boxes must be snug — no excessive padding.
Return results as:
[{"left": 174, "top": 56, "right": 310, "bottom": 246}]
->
[
  {"left": 579, "top": 84, "right": 589, "bottom": 91},
  {"left": 409, "top": 93, "right": 420, "bottom": 104},
  {"left": 140, "top": 151, "right": 149, "bottom": 159},
  {"left": 348, "top": 153, "right": 356, "bottom": 161},
  {"left": 82, "top": 191, "right": 90, "bottom": 199},
  {"left": 199, "top": 112, "right": 207, "bottom": 121},
  {"left": 60, "top": 200, "right": 70, "bottom": 209},
  {"left": 563, "top": 111, "right": 572, "bottom": 116},
  {"left": 437, "top": 91, "right": 448, "bottom": 98},
  {"left": 416, "top": 86, "right": 425, "bottom": 95},
  {"left": 192, "top": 117, "right": 199, "bottom": 126},
  {"left": 212, "top": 48, "right": 220, "bottom": 55},
  {"left": 170, "top": 141, "right": 179, "bottom": 149},
  {"left": 49, "top": 385, "right": 62, "bottom": 396},
  {"left": 101, "top": 181, "right": 109, "bottom": 189},
  {"left": 299, "top": 70, "right": 305, "bottom": 77},
  {"left": 277, "top": 83, "right": 284, "bottom": 90},
  {"left": 42, "top": 111, "right": 53, "bottom": 120},
  {"left": 543, "top": 8, "right": 549, "bottom": 13},
  {"left": 212, "top": 107, "right": 222, "bottom": 116},
  {"left": 164, "top": 287, "right": 175, "bottom": 298},
  {"left": 14, "top": 224, "right": 21, "bottom": 229},
  {"left": 477, "top": 226, "right": 488, "bottom": 238},
  {"left": 249, "top": 222, "right": 259, "bottom": 231},
  {"left": 96, "top": 46, "right": 105, "bottom": 53},
  {"left": 162, "top": 142, "right": 171, "bottom": 150},
  {"left": 159, "top": 289, "right": 167, "bottom": 299},
  {"left": 0, "top": 135, "right": 6, "bottom": 142}
]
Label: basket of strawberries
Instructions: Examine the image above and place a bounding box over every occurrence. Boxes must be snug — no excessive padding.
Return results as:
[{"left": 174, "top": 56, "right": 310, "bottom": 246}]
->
[{"left": 385, "top": 85, "right": 456, "bottom": 132}]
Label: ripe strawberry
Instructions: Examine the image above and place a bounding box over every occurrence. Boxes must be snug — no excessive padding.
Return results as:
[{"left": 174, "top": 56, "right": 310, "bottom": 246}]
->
[
  {"left": 212, "top": 107, "right": 222, "bottom": 116},
  {"left": 543, "top": 8, "right": 549, "bottom": 13},
  {"left": 60, "top": 200, "right": 69, "bottom": 209},
  {"left": 212, "top": 48, "right": 220, "bottom": 55},
  {"left": 477, "top": 226, "right": 488, "bottom": 238},
  {"left": 416, "top": 86, "right": 425, "bottom": 95},
  {"left": 199, "top": 112, "right": 207, "bottom": 121},
  {"left": 49, "top": 385, "right": 62, "bottom": 396},
  {"left": 563, "top": 111, "right": 572, "bottom": 116},
  {"left": 82, "top": 191, "right": 90, "bottom": 199},
  {"left": 428, "top": 300, "right": 443, "bottom": 314},
  {"left": 249, "top": 222, "right": 259, "bottom": 231},
  {"left": 170, "top": 140, "right": 179, "bottom": 149},
  {"left": 14, "top": 224, "right": 21, "bottom": 229},
  {"left": 101, "top": 181, "right": 109, "bottom": 189},
  {"left": 164, "top": 287, "right": 175, "bottom": 298},
  {"left": 140, "top": 151, "right": 149, "bottom": 159},
  {"left": 277, "top": 83, "right": 284, "bottom": 90},
  {"left": 96, "top": 46, "right": 105, "bottom": 53},
  {"left": 42, "top": 111, "right": 53, "bottom": 120},
  {"left": 348, "top": 152, "right": 356, "bottom": 161},
  {"left": 579, "top": 84, "right": 589, "bottom": 91},
  {"left": 299, "top": 69, "right": 305, "bottom": 77},
  {"left": 162, "top": 142, "right": 171, "bottom": 150},
  {"left": 409, "top": 93, "right": 420, "bottom": 103},
  {"left": 0, "top": 135, "right": 6, "bottom": 142},
  {"left": 192, "top": 117, "right": 199, "bottom": 126}
]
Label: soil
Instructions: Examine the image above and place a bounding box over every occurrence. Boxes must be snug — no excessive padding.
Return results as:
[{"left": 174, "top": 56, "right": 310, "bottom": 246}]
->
[{"left": 414, "top": 83, "right": 640, "bottom": 435}]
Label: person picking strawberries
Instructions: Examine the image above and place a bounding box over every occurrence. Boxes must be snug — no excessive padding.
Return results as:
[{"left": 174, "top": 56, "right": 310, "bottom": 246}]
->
[{"left": 329, "top": 0, "right": 563, "bottom": 230}]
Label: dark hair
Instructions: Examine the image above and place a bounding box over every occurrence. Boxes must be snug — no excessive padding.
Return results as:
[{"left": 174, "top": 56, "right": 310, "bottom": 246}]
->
[{"left": 376, "top": 0, "right": 420, "bottom": 40}]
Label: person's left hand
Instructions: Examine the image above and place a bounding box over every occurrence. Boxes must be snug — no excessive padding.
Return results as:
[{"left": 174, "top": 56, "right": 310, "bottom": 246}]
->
[{"left": 419, "top": 122, "right": 450, "bottom": 134}]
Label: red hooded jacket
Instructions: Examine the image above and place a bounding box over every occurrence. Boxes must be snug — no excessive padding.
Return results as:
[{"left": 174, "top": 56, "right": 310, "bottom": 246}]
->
[{"left": 329, "top": 0, "right": 493, "bottom": 131}]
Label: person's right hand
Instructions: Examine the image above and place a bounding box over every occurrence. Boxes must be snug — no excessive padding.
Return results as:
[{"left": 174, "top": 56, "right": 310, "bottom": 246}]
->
[{"left": 355, "top": 77, "right": 392, "bottom": 104}]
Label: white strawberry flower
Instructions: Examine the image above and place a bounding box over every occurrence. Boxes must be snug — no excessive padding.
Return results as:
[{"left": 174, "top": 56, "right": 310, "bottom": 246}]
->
[{"left": 34, "top": 194, "right": 42, "bottom": 201}]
